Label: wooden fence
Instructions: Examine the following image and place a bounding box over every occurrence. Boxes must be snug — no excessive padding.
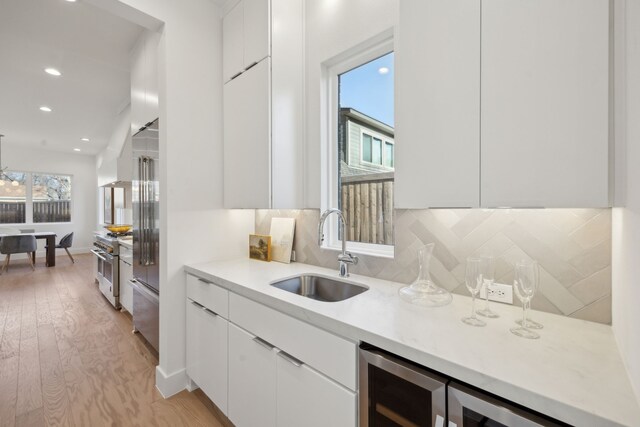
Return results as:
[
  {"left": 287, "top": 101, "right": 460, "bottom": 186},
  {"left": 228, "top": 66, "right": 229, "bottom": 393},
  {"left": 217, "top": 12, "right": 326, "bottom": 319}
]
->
[
  {"left": 33, "top": 200, "right": 71, "bottom": 223},
  {"left": 0, "top": 200, "right": 71, "bottom": 224},
  {"left": 340, "top": 172, "right": 393, "bottom": 245},
  {"left": 0, "top": 202, "right": 25, "bottom": 224}
]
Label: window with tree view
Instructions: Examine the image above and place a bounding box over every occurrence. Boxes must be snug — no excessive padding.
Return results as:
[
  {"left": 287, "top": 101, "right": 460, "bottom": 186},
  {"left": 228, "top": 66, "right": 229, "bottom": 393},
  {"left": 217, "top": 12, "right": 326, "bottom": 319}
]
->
[
  {"left": 33, "top": 174, "right": 71, "bottom": 223},
  {"left": 338, "top": 51, "right": 394, "bottom": 246},
  {"left": 0, "top": 172, "right": 27, "bottom": 223},
  {"left": 0, "top": 172, "right": 71, "bottom": 224}
]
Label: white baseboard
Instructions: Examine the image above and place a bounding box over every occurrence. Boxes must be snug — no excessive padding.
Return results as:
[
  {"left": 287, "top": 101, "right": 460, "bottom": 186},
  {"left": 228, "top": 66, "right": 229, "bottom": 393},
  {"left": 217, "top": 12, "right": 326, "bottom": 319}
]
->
[
  {"left": 186, "top": 378, "right": 200, "bottom": 392},
  {"left": 155, "top": 365, "right": 188, "bottom": 398}
]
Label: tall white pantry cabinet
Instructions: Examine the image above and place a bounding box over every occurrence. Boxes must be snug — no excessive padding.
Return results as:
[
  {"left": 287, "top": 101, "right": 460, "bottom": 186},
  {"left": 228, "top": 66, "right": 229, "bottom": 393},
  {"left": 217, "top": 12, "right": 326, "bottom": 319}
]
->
[
  {"left": 395, "top": 0, "right": 611, "bottom": 209},
  {"left": 223, "top": 0, "right": 304, "bottom": 209}
]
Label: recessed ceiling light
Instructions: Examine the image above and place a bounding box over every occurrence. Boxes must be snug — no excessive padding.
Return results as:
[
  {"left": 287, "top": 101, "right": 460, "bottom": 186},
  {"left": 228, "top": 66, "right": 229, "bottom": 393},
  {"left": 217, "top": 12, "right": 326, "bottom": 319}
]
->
[
  {"left": 44, "top": 68, "right": 62, "bottom": 77},
  {"left": 39, "top": 106, "right": 52, "bottom": 112},
  {"left": 73, "top": 148, "right": 81, "bottom": 152},
  {"left": 65, "top": 0, "right": 77, "bottom": 2},
  {"left": 81, "top": 138, "right": 90, "bottom": 142},
  {"left": 378, "top": 66, "right": 390, "bottom": 75}
]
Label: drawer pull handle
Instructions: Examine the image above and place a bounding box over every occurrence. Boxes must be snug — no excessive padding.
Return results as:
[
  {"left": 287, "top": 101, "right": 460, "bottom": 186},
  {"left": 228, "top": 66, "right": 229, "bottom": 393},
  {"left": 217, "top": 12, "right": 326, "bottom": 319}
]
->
[
  {"left": 197, "top": 278, "right": 213, "bottom": 285},
  {"left": 252, "top": 336, "right": 275, "bottom": 351},
  {"left": 202, "top": 307, "right": 218, "bottom": 317},
  {"left": 278, "top": 351, "right": 303, "bottom": 367},
  {"left": 190, "top": 300, "right": 205, "bottom": 309}
]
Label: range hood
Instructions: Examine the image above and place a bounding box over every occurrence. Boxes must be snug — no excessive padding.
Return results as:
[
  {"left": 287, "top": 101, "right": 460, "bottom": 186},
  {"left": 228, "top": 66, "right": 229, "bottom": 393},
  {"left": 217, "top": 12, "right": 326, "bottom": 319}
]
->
[{"left": 98, "top": 130, "right": 133, "bottom": 187}]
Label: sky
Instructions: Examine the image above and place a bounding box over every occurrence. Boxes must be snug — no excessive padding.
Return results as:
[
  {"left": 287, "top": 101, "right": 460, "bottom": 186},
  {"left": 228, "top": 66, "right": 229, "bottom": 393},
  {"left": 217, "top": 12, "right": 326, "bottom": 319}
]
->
[{"left": 339, "top": 52, "right": 394, "bottom": 127}]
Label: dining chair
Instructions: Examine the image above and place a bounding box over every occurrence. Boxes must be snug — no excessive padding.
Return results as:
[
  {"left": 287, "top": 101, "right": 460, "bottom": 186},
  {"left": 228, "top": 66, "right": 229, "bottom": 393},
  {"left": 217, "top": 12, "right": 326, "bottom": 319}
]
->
[
  {"left": 46, "top": 232, "right": 74, "bottom": 265},
  {"left": 0, "top": 235, "right": 37, "bottom": 273}
]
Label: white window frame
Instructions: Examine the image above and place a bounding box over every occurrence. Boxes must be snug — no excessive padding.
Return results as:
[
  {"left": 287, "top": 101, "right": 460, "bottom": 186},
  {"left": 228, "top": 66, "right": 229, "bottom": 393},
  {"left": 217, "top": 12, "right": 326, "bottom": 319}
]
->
[
  {"left": 0, "top": 170, "right": 73, "bottom": 225},
  {"left": 321, "top": 30, "right": 395, "bottom": 259}
]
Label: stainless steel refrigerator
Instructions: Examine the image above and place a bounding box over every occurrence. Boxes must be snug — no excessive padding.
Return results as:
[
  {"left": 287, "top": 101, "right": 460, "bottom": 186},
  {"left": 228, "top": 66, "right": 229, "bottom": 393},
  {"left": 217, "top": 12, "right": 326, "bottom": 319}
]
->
[{"left": 131, "top": 118, "right": 160, "bottom": 351}]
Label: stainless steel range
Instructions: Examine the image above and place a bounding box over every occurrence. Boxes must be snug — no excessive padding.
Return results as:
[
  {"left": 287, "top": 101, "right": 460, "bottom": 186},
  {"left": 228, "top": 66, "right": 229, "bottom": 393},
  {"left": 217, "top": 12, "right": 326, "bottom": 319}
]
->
[{"left": 92, "top": 234, "right": 120, "bottom": 309}]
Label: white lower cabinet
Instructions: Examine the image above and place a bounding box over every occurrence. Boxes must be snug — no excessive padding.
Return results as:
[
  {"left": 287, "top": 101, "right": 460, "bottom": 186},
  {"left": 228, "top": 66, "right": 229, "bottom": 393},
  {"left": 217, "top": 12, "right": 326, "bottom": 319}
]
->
[
  {"left": 228, "top": 322, "right": 357, "bottom": 427},
  {"left": 119, "top": 259, "right": 133, "bottom": 313},
  {"left": 228, "top": 323, "right": 277, "bottom": 427},
  {"left": 186, "top": 298, "right": 228, "bottom": 414},
  {"left": 276, "top": 352, "right": 357, "bottom": 427},
  {"left": 186, "top": 274, "right": 357, "bottom": 426}
]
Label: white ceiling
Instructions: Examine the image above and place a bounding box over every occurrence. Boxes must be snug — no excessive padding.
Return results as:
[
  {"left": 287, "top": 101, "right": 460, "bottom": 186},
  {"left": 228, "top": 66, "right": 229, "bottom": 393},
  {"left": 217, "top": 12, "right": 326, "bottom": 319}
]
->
[{"left": 0, "top": 0, "right": 144, "bottom": 156}]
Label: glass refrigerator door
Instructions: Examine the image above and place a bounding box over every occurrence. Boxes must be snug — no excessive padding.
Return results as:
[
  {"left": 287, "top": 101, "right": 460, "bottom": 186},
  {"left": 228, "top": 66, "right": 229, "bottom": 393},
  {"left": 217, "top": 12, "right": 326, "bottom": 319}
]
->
[
  {"left": 448, "top": 383, "right": 565, "bottom": 427},
  {"left": 360, "top": 348, "right": 447, "bottom": 427}
]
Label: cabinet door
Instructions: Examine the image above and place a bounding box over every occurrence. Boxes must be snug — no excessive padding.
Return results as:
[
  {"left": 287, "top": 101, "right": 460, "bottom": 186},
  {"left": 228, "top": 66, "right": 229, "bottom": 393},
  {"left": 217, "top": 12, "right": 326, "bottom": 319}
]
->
[
  {"left": 276, "top": 352, "right": 357, "bottom": 427},
  {"left": 481, "top": 0, "right": 609, "bottom": 207},
  {"left": 119, "top": 260, "right": 133, "bottom": 313},
  {"left": 395, "top": 0, "right": 480, "bottom": 208},
  {"left": 130, "top": 37, "right": 146, "bottom": 133},
  {"left": 144, "top": 31, "right": 160, "bottom": 125},
  {"left": 228, "top": 324, "right": 277, "bottom": 427},
  {"left": 223, "top": 58, "right": 271, "bottom": 208},
  {"left": 186, "top": 299, "right": 229, "bottom": 414},
  {"left": 243, "top": 0, "right": 270, "bottom": 68},
  {"left": 223, "top": 2, "right": 244, "bottom": 83},
  {"left": 271, "top": 0, "right": 304, "bottom": 208}
]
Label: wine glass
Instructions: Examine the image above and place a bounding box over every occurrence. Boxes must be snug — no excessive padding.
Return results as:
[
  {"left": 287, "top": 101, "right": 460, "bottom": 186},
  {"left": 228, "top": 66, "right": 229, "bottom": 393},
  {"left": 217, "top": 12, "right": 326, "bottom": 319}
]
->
[
  {"left": 510, "top": 260, "right": 540, "bottom": 339},
  {"left": 516, "top": 275, "right": 543, "bottom": 329},
  {"left": 476, "top": 255, "right": 499, "bottom": 318},
  {"left": 462, "top": 258, "right": 486, "bottom": 327}
]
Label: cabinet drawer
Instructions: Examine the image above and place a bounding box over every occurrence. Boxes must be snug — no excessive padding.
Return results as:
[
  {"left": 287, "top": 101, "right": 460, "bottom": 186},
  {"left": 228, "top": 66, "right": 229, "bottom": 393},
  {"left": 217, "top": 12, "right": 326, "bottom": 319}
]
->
[
  {"left": 186, "top": 274, "right": 229, "bottom": 318},
  {"left": 229, "top": 293, "right": 356, "bottom": 390}
]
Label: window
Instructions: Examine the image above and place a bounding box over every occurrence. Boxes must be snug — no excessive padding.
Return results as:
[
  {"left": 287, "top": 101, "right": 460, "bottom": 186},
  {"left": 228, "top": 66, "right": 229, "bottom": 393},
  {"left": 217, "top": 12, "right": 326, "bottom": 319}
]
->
[
  {"left": 384, "top": 142, "right": 394, "bottom": 168},
  {"left": 371, "top": 137, "right": 382, "bottom": 165},
  {"left": 362, "top": 134, "right": 373, "bottom": 163},
  {"left": 33, "top": 174, "right": 72, "bottom": 223},
  {"left": 0, "top": 172, "right": 27, "bottom": 224},
  {"left": 324, "top": 35, "right": 394, "bottom": 258},
  {"left": 0, "top": 171, "right": 72, "bottom": 224}
]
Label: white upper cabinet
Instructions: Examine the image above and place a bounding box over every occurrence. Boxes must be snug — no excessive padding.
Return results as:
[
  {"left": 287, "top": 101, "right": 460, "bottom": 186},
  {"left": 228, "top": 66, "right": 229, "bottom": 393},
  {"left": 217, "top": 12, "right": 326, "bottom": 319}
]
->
[
  {"left": 222, "top": 0, "right": 270, "bottom": 83},
  {"left": 243, "top": 0, "right": 270, "bottom": 67},
  {"left": 130, "top": 30, "right": 160, "bottom": 133},
  {"left": 395, "top": 0, "right": 481, "bottom": 208},
  {"left": 223, "top": 0, "right": 304, "bottom": 209},
  {"left": 223, "top": 3, "right": 244, "bottom": 83},
  {"left": 481, "top": 0, "right": 610, "bottom": 208},
  {"left": 396, "top": 0, "right": 611, "bottom": 209},
  {"left": 223, "top": 59, "right": 271, "bottom": 208}
]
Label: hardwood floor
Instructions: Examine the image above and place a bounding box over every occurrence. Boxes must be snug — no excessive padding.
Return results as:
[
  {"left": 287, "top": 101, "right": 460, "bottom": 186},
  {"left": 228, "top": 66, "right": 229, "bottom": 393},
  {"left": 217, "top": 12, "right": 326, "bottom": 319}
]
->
[{"left": 0, "top": 254, "right": 227, "bottom": 427}]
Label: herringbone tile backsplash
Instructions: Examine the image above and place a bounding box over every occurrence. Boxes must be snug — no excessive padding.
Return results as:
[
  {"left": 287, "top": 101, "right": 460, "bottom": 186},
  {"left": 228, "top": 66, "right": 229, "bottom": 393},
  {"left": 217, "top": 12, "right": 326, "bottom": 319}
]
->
[{"left": 255, "top": 209, "right": 612, "bottom": 324}]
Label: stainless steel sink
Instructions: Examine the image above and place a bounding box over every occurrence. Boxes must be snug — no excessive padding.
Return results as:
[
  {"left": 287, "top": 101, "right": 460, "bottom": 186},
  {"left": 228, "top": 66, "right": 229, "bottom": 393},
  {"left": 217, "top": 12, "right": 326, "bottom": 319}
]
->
[{"left": 270, "top": 274, "right": 368, "bottom": 302}]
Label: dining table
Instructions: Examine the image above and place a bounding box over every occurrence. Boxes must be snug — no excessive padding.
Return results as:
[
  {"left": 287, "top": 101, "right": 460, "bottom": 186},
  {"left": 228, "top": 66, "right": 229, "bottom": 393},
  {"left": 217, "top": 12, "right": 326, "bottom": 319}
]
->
[{"left": 0, "top": 231, "right": 58, "bottom": 267}]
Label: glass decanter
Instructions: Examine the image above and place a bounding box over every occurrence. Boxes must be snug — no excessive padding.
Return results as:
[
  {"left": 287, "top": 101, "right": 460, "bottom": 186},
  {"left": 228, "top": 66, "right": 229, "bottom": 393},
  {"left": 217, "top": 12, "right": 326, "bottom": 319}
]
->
[{"left": 399, "top": 243, "right": 453, "bottom": 307}]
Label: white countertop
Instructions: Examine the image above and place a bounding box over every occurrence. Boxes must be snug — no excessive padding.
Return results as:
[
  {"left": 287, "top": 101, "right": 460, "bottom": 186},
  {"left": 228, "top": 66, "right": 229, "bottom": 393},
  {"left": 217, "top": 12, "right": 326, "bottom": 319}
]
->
[
  {"left": 117, "top": 237, "right": 133, "bottom": 248},
  {"left": 185, "top": 258, "right": 640, "bottom": 427}
]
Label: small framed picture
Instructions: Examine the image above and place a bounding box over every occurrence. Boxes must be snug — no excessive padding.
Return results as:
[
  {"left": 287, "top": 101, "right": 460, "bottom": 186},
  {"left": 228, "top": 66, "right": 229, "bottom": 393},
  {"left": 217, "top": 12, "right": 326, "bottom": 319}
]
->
[{"left": 249, "top": 234, "right": 272, "bottom": 262}]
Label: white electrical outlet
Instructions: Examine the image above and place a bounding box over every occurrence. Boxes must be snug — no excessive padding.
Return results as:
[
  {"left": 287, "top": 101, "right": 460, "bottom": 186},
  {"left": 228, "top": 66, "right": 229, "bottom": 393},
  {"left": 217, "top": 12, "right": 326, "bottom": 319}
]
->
[{"left": 479, "top": 282, "right": 513, "bottom": 304}]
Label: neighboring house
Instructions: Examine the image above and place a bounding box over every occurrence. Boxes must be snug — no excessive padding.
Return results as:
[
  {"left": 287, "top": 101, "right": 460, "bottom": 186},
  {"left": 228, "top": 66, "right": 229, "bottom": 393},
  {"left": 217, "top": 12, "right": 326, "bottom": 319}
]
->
[
  {"left": 339, "top": 107, "right": 394, "bottom": 178},
  {"left": 338, "top": 108, "right": 395, "bottom": 246}
]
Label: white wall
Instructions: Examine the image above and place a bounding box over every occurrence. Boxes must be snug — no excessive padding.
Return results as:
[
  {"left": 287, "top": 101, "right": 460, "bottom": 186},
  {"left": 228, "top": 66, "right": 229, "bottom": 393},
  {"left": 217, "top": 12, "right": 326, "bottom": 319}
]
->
[
  {"left": 88, "top": 0, "right": 255, "bottom": 397},
  {"left": 304, "top": 0, "right": 399, "bottom": 208},
  {"left": 612, "top": 0, "right": 640, "bottom": 403},
  {"left": 2, "top": 144, "right": 97, "bottom": 254}
]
